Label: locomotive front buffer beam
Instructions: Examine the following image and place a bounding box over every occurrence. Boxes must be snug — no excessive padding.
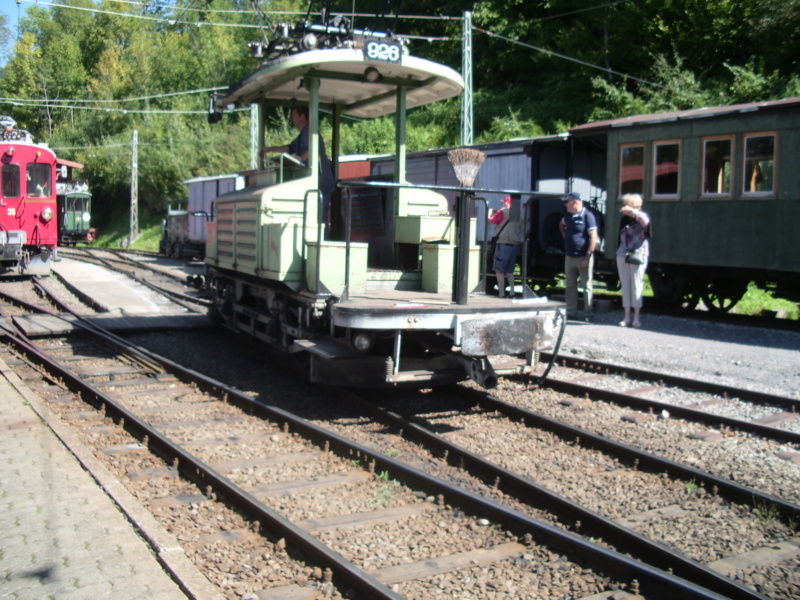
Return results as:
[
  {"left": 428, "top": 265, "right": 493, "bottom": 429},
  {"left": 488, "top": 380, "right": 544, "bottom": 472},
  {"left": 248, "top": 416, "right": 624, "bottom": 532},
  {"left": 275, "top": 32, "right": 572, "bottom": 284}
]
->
[{"left": 300, "top": 308, "right": 557, "bottom": 389}]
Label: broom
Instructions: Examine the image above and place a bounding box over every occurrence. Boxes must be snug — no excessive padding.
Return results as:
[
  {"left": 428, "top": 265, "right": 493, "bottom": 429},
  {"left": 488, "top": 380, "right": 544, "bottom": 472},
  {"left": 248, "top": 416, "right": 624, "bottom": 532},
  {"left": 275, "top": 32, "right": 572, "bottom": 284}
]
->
[{"left": 447, "top": 148, "right": 486, "bottom": 188}]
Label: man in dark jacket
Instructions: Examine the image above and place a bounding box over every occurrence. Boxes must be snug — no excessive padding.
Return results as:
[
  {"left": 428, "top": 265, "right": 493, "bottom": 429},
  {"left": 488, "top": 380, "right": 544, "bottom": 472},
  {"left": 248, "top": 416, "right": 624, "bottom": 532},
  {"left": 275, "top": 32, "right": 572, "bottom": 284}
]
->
[{"left": 559, "top": 192, "right": 598, "bottom": 321}]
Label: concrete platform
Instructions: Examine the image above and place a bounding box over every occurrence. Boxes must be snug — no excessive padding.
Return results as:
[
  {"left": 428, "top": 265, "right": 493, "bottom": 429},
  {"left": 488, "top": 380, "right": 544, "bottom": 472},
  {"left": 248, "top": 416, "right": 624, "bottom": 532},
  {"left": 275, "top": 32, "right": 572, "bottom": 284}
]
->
[
  {"left": 45, "top": 258, "right": 211, "bottom": 333},
  {"left": 0, "top": 357, "right": 224, "bottom": 599},
  {"left": 52, "top": 258, "right": 188, "bottom": 315}
]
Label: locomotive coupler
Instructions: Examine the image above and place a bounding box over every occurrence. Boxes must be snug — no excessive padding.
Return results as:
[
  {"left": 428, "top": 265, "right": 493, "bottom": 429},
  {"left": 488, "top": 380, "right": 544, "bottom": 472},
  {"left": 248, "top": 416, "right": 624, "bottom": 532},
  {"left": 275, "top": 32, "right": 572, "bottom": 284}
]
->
[{"left": 457, "top": 355, "right": 498, "bottom": 390}]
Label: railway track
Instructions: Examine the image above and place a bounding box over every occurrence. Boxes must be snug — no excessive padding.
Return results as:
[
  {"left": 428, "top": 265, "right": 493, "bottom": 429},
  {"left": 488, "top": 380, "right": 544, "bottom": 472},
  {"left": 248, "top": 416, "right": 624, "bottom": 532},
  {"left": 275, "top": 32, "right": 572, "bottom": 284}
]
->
[
  {"left": 128, "top": 326, "right": 800, "bottom": 600},
  {"left": 0, "top": 285, "right": 760, "bottom": 600},
  {"left": 522, "top": 355, "right": 800, "bottom": 497},
  {"left": 318, "top": 383, "right": 800, "bottom": 600},
  {"left": 542, "top": 353, "right": 800, "bottom": 434}
]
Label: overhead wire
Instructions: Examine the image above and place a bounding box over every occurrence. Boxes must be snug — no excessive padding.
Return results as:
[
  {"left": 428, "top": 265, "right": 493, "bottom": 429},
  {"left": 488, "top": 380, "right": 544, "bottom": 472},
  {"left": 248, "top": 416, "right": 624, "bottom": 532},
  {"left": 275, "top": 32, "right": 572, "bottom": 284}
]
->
[
  {"left": 7, "top": 0, "right": 660, "bottom": 116},
  {"left": 472, "top": 25, "right": 662, "bottom": 88}
]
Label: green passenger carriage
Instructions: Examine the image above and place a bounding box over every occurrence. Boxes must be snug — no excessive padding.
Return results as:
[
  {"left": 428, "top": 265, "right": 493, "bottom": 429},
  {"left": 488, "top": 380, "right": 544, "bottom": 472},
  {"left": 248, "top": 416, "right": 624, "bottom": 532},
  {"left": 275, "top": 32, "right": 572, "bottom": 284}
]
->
[
  {"left": 569, "top": 98, "right": 800, "bottom": 311},
  {"left": 56, "top": 158, "right": 94, "bottom": 246},
  {"left": 206, "top": 20, "right": 565, "bottom": 388}
]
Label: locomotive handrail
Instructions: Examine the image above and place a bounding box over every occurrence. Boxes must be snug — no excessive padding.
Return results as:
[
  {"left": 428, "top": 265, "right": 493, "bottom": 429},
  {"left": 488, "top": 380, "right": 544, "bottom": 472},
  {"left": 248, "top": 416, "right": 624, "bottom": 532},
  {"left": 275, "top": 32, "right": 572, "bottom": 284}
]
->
[
  {"left": 338, "top": 178, "right": 562, "bottom": 200},
  {"left": 472, "top": 196, "right": 489, "bottom": 293},
  {"left": 301, "top": 187, "right": 330, "bottom": 299}
]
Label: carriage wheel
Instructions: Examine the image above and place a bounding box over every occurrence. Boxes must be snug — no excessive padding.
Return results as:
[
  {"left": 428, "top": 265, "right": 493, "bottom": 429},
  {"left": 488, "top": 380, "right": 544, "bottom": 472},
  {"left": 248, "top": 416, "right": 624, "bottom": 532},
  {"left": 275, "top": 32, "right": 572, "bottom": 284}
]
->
[
  {"left": 649, "top": 268, "right": 698, "bottom": 312},
  {"left": 699, "top": 279, "right": 748, "bottom": 313}
]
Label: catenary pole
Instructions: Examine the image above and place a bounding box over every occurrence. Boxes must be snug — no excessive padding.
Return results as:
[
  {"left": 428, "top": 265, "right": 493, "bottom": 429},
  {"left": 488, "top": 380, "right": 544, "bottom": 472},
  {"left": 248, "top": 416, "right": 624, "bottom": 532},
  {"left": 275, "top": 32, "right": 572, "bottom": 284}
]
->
[
  {"left": 129, "top": 129, "right": 139, "bottom": 245},
  {"left": 250, "top": 104, "right": 259, "bottom": 170},
  {"left": 461, "top": 11, "right": 473, "bottom": 146}
]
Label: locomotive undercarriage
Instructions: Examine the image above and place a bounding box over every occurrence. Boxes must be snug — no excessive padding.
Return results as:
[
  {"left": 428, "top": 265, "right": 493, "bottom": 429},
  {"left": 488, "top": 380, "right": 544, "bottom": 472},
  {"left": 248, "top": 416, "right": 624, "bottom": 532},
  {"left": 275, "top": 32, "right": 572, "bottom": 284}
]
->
[
  {"left": 0, "top": 231, "right": 52, "bottom": 276},
  {"left": 210, "top": 270, "right": 551, "bottom": 389}
]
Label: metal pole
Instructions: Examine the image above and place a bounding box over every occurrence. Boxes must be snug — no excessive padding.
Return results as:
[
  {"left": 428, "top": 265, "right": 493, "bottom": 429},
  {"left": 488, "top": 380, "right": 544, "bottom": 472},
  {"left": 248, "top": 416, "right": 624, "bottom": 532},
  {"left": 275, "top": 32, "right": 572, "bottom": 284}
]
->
[
  {"left": 129, "top": 129, "right": 138, "bottom": 245},
  {"left": 461, "top": 11, "right": 473, "bottom": 146},
  {"left": 453, "top": 192, "right": 471, "bottom": 305},
  {"left": 250, "top": 104, "right": 259, "bottom": 170}
]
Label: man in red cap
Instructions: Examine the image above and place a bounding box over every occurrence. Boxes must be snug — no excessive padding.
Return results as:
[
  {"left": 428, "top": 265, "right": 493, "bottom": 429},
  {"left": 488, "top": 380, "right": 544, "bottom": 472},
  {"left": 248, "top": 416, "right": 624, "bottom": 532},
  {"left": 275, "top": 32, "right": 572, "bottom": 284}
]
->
[{"left": 488, "top": 195, "right": 522, "bottom": 298}]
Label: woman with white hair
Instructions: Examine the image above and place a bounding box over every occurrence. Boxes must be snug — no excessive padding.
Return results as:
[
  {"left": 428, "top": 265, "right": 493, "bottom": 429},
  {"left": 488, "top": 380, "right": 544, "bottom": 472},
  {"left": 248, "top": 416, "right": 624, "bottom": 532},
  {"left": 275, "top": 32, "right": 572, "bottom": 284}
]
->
[{"left": 616, "top": 193, "right": 651, "bottom": 328}]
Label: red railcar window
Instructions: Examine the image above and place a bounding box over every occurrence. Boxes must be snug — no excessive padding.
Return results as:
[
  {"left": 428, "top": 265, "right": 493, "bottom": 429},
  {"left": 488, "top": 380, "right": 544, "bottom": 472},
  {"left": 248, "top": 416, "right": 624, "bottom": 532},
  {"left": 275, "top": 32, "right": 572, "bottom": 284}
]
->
[
  {"left": 27, "top": 163, "right": 52, "bottom": 197},
  {"left": 653, "top": 141, "right": 680, "bottom": 196},
  {"left": 619, "top": 144, "right": 645, "bottom": 195},
  {"left": 702, "top": 137, "right": 733, "bottom": 195},
  {"left": 2, "top": 163, "right": 20, "bottom": 198},
  {"left": 743, "top": 134, "right": 775, "bottom": 194}
]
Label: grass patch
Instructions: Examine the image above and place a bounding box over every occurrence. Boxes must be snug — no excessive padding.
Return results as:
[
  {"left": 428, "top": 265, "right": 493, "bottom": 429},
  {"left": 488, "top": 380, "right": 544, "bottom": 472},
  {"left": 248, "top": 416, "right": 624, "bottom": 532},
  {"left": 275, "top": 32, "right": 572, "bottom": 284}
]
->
[
  {"left": 734, "top": 282, "right": 799, "bottom": 320},
  {"left": 92, "top": 220, "right": 162, "bottom": 253}
]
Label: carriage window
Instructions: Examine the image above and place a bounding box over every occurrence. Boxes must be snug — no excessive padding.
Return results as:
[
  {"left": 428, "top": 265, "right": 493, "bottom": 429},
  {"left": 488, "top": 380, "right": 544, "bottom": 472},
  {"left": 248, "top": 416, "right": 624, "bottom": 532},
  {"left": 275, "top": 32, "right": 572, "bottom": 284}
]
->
[
  {"left": 619, "top": 144, "right": 645, "bottom": 195},
  {"left": 702, "top": 137, "right": 733, "bottom": 195},
  {"left": 26, "top": 163, "right": 52, "bottom": 197},
  {"left": 653, "top": 141, "right": 680, "bottom": 196},
  {"left": 743, "top": 134, "right": 775, "bottom": 194},
  {"left": 2, "top": 164, "right": 20, "bottom": 198}
]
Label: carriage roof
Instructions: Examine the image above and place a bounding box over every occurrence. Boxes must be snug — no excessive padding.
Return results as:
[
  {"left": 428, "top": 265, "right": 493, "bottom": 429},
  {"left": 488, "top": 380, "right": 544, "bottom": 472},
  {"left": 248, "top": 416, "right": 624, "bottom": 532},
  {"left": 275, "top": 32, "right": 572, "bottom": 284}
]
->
[
  {"left": 219, "top": 47, "right": 464, "bottom": 119},
  {"left": 570, "top": 96, "right": 800, "bottom": 134}
]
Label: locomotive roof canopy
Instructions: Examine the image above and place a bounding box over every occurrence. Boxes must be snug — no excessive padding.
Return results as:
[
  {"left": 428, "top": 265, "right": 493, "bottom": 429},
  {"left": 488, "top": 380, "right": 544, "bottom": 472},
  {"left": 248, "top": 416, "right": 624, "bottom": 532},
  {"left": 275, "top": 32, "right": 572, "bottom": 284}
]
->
[{"left": 219, "top": 48, "right": 464, "bottom": 119}]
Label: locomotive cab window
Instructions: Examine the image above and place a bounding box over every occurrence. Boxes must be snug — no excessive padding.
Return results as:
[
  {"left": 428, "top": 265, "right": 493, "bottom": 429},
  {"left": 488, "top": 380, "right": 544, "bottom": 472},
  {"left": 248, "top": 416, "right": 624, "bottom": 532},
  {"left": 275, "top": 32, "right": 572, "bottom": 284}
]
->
[
  {"left": 26, "top": 163, "right": 51, "bottom": 198},
  {"left": 652, "top": 141, "right": 680, "bottom": 198},
  {"left": 702, "top": 137, "right": 733, "bottom": 196},
  {"left": 619, "top": 144, "right": 645, "bottom": 196},
  {"left": 742, "top": 133, "right": 776, "bottom": 196},
  {"left": 2, "top": 163, "right": 20, "bottom": 198}
]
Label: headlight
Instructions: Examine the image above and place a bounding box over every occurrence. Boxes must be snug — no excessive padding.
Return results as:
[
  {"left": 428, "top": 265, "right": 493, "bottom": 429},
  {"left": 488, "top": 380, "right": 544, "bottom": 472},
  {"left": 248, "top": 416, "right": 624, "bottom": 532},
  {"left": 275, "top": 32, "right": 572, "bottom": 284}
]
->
[
  {"left": 351, "top": 331, "right": 374, "bottom": 352},
  {"left": 82, "top": 212, "right": 91, "bottom": 222},
  {"left": 41, "top": 207, "right": 53, "bottom": 222}
]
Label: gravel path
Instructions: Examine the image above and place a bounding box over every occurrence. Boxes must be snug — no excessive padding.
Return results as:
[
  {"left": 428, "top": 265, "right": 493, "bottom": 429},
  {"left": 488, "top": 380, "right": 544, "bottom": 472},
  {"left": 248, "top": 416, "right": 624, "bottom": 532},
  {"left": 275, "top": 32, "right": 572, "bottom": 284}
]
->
[{"left": 559, "top": 309, "right": 800, "bottom": 399}]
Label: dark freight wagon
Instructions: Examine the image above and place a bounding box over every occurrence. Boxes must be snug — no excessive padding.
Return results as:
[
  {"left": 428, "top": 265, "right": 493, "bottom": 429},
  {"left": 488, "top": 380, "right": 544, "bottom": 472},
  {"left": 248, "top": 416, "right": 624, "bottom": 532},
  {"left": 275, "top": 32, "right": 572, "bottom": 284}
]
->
[{"left": 160, "top": 173, "right": 244, "bottom": 259}]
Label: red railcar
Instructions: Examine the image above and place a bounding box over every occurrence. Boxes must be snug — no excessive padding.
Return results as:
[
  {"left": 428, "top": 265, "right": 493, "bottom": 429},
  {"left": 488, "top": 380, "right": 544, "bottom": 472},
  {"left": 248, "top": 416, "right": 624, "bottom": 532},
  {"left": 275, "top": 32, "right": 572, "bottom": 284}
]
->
[{"left": 0, "top": 117, "right": 57, "bottom": 276}]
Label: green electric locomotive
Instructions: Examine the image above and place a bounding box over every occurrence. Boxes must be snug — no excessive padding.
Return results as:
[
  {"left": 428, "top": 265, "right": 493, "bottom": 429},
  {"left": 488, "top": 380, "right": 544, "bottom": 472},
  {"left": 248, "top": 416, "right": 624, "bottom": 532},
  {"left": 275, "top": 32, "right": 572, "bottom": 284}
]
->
[{"left": 206, "top": 19, "right": 565, "bottom": 388}]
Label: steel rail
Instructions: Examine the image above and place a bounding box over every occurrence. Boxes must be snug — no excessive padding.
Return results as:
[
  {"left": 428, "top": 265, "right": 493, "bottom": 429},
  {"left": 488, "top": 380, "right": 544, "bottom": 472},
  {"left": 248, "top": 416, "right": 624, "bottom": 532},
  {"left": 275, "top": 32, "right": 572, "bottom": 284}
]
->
[
  {"left": 475, "top": 393, "right": 800, "bottom": 517},
  {"left": 0, "top": 313, "right": 405, "bottom": 599},
  {"left": 119, "top": 347, "right": 739, "bottom": 600},
  {"left": 542, "top": 352, "right": 800, "bottom": 413},
  {"left": 541, "top": 376, "right": 800, "bottom": 446},
  {"left": 334, "top": 389, "right": 777, "bottom": 600},
  {"left": 75, "top": 249, "right": 211, "bottom": 310}
]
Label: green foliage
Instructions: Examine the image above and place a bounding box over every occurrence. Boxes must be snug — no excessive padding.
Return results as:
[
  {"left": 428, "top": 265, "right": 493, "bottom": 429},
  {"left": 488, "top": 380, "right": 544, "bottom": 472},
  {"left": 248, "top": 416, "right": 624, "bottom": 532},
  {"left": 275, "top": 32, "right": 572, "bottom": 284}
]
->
[
  {"left": 336, "top": 99, "right": 463, "bottom": 154},
  {"left": 340, "top": 116, "right": 397, "bottom": 154},
  {"left": 734, "top": 283, "right": 799, "bottom": 320},
  {"left": 2, "top": 0, "right": 255, "bottom": 232},
  {"left": 0, "top": 12, "right": 11, "bottom": 64},
  {"left": 477, "top": 107, "right": 546, "bottom": 142}
]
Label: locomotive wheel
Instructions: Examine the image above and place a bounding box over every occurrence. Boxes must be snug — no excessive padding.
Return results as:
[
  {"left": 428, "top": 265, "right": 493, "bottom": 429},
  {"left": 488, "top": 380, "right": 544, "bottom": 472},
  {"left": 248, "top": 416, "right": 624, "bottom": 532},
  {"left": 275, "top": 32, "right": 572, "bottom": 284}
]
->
[
  {"left": 699, "top": 279, "right": 748, "bottom": 313},
  {"left": 210, "top": 280, "right": 235, "bottom": 325}
]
